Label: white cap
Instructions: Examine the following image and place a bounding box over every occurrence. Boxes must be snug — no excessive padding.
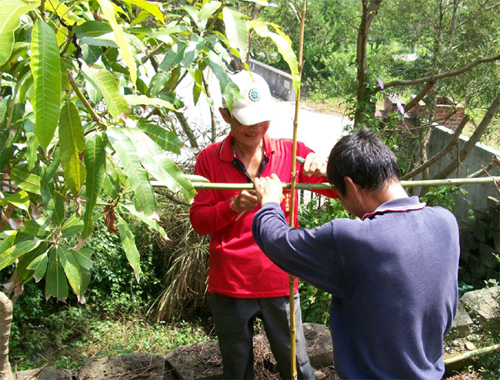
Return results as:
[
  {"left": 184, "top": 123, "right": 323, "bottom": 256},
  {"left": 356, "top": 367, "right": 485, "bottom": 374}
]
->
[{"left": 228, "top": 71, "right": 273, "bottom": 125}]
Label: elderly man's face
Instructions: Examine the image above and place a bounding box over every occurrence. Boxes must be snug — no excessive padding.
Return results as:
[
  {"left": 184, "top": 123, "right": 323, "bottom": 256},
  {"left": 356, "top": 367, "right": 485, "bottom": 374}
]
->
[{"left": 229, "top": 116, "right": 270, "bottom": 149}]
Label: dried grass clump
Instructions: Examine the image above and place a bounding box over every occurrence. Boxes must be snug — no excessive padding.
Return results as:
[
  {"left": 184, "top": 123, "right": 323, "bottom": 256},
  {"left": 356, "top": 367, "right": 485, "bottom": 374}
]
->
[{"left": 149, "top": 199, "right": 210, "bottom": 322}]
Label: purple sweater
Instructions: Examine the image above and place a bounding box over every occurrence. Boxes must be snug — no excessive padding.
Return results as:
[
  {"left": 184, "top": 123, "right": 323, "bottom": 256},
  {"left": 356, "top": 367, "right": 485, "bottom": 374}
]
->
[{"left": 252, "top": 196, "right": 459, "bottom": 379}]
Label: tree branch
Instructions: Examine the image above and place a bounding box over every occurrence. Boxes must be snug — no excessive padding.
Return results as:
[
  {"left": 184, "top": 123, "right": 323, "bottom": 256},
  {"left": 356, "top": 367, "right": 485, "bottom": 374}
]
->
[
  {"left": 402, "top": 114, "right": 469, "bottom": 180},
  {"left": 404, "top": 80, "right": 436, "bottom": 112},
  {"left": 67, "top": 70, "right": 103, "bottom": 124},
  {"left": 379, "top": 54, "right": 500, "bottom": 90}
]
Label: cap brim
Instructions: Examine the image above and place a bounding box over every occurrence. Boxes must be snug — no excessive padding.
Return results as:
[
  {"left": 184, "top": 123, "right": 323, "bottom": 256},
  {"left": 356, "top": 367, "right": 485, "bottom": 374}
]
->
[{"left": 232, "top": 104, "right": 272, "bottom": 125}]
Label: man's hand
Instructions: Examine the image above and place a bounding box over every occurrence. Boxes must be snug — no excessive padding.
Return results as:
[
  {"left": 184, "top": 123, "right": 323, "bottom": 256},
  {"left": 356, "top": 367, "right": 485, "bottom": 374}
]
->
[
  {"left": 230, "top": 190, "right": 259, "bottom": 213},
  {"left": 303, "top": 153, "right": 327, "bottom": 177},
  {"left": 254, "top": 174, "right": 284, "bottom": 205}
]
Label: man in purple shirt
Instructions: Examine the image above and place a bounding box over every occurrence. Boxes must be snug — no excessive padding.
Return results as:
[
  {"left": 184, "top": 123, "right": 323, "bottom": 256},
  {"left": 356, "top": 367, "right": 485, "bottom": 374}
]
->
[{"left": 252, "top": 129, "right": 460, "bottom": 379}]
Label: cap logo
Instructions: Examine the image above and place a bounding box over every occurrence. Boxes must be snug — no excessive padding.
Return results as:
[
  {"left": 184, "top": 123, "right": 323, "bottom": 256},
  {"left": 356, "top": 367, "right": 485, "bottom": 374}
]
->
[{"left": 248, "top": 88, "right": 261, "bottom": 102}]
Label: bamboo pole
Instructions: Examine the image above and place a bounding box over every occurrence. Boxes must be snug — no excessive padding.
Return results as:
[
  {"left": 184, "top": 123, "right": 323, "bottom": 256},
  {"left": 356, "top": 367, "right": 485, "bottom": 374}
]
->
[
  {"left": 177, "top": 176, "right": 500, "bottom": 190},
  {"left": 443, "top": 343, "right": 500, "bottom": 365},
  {"left": 287, "top": 2, "right": 307, "bottom": 378}
]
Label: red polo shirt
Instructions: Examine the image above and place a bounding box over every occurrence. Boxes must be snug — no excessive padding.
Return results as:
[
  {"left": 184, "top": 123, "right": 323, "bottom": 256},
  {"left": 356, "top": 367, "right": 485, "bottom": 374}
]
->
[{"left": 190, "top": 133, "right": 337, "bottom": 298}]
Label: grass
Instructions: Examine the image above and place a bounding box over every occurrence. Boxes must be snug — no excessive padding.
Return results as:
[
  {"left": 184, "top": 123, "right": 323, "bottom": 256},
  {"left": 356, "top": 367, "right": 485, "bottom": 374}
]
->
[{"left": 11, "top": 307, "right": 213, "bottom": 372}]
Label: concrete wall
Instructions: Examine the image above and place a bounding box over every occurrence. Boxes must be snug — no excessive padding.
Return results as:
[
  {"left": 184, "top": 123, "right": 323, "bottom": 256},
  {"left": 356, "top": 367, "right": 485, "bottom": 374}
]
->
[{"left": 249, "top": 59, "right": 296, "bottom": 102}]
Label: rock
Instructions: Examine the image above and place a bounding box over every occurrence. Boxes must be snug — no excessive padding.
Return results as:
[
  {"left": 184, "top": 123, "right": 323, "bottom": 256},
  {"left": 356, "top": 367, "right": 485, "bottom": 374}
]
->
[
  {"left": 465, "top": 341, "right": 475, "bottom": 351},
  {"left": 450, "top": 304, "right": 474, "bottom": 338},
  {"left": 460, "top": 286, "right": 500, "bottom": 326},
  {"left": 14, "top": 367, "right": 72, "bottom": 380},
  {"left": 165, "top": 340, "right": 222, "bottom": 379},
  {"left": 78, "top": 353, "right": 166, "bottom": 379},
  {"left": 304, "top": 323, "right": 334, "bottom": 368}
]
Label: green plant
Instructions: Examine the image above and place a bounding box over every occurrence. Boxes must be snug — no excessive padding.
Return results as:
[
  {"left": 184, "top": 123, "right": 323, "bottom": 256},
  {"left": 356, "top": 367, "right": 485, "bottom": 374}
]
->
[
  {"left": 298, "top": 281, "right": 331, "bottom": 325},
  {"left": 298, "top": 196, "right": 351, "bottom": 229},
  {"left": 458, "top": 281, "right": 475, "bottom": 299},
  {"left": 420, "top": 186, "right": 468, "bottom": 211},
  {"left": 0, "top": 1, "right": 301, "bottom": 376}
]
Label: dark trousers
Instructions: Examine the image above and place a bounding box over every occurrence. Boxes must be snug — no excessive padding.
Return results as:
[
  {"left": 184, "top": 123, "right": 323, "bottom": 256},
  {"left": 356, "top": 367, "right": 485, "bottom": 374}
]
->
[{"left": 211, "top": 292, "right": 315, "bottom": 380}]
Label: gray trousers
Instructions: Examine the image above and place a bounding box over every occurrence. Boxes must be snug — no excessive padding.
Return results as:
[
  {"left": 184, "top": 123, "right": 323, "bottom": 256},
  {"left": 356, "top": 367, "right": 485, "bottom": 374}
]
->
[{"left": 211, "top": 292, "right": 315, "bottom": 380}]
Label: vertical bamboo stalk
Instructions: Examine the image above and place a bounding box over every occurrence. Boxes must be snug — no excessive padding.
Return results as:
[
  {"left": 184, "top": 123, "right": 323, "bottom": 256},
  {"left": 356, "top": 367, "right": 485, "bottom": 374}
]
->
[{"left": 288, "top": 2, "right": 307, "bottom": 379}]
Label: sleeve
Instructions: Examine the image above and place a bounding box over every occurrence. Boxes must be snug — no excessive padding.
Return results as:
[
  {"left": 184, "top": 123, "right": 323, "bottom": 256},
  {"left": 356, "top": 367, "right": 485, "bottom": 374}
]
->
[
  {"left": 296, "top": 142, "right": 338, "bottom": 199},
  {"left": 252, "top": 202, "right": 343, "bottom": 295},
  {"left": 189, "top": 150, "right": 239, "bottom": 235}
]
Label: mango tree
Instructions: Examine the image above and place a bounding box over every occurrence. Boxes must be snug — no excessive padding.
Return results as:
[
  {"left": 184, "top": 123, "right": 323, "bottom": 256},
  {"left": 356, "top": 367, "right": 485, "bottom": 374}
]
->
[{"left": 0, "top": 0, "right": 299, "bottom": 377}]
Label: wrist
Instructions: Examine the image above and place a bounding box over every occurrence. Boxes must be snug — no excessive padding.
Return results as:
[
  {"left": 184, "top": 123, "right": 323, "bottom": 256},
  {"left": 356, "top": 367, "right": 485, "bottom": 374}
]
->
[{"left": 230, "top": 196, "right": 241, "bottom": 212}]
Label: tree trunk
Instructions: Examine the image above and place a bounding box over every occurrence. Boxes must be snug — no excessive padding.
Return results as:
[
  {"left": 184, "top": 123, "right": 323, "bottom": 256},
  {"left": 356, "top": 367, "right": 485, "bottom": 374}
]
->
[
  {"left": 0, "top": 292, "right": 13, "bottom": 380},
  {"left": 354, "top": 0, "right": 383, "bottom": 126},
  {"left": 174, "top": 111, "right": 199, "bottom": 149},
  {"left": 202, "top": 73, "right": 218, "bottom": 143}
]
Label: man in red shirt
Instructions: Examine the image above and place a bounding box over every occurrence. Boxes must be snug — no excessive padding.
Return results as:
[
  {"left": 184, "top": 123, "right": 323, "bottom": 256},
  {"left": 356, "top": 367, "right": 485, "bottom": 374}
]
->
[{"left": 190, "top": 71, "right": 336, "bottom": 379}]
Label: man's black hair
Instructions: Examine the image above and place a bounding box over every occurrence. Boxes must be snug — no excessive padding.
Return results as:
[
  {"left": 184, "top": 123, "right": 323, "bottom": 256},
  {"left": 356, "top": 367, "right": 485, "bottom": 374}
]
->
[{"left": 326, "top": 129, "right": 400, "bottom": 196}]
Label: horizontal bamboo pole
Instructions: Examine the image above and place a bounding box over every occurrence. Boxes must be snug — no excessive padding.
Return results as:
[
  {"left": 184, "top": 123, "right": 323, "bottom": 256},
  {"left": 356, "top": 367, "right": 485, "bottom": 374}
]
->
[
  {"left": 176, "top": 176, "right": 500, "bottom": 191},
  {"left": 444, "top": 343, "right": 500, "bottom": 365}
]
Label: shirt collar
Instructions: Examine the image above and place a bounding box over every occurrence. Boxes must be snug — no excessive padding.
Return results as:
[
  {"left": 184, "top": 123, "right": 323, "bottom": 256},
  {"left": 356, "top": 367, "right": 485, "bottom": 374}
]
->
[
  {"left": 219, "top": 132, "right": 275, "bottom": 162},
  {"left": 361, "top": 196, "right": 426, "bottom": 221}
]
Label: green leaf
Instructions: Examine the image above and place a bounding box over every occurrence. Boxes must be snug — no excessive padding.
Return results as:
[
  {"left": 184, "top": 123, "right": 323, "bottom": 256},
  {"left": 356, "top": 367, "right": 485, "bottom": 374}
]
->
[
  {"left": 76, "top": 21, "right": 118, "bottom": 48},
  {"left": 152, "top": 25, "right": 189, "bottom": 44},
  {"left": 16, "top": 243, "right": 48, "bottom": 282},
  {"left": 222, "top": 6, "right": 248, "bottom": 59},
  {"left": 191, "top": 68, "right": 205, "bottom": 105},
  {"left": 107, "top": 127, "right": 157, "bottom": 215},
  {"left": 58, "top": 246, "right": 86, "bottom": 301},
  {"left": 31, "top": 20, "right": 62, "bottom": 151},
  {"left": 85, "top": 80, "right": 103, "bottom": 105},
  {"left": 123, "top": 204, "right": 168, "bottom": 240},
  {"left": 182, "top": 5, "right": 207, "bottom": 30},
  {"left": 73, "top": 248, "right": 93, "bottom": 270},
  {"left": 207, "top": 51, "right": 240, "bottom": 111},
  {"left": 181, "top": 35, "right": 205, "bottom": 68},
  {"left": 45, "top": 0, "right": 81, "bottom": 26},
  {"left": 0, "top": 231, "right": 18, "bottom": 256},
  {"left": 130, "top": 10, "right": 150, "bottom": 27},
  {"left": 0, "top": 190, "right": 30, "bottom": 211},
  {"left": 124, "top": 94, "right": 175, "bottom": 111},
  {"left": 10, "top": 168, "right": 41, "bottom": 194},
  {"left": 199, "top": 1, "right": 222, "bottom": 20},
  {"left": 98, "top": 0, "right": 137, "bottom": 87},
  {"left": 158, "top": 42, "right": 187, "bottom": 72},
  {"left": 83, "top": 133, "right": 106, "bottom": 238},
  {"left": 19, "top": 220, "right": 50, "bottom": 238},
  {"left": 26, "top": 134, "right": 39, "bottom": 171},
  {"left": 102, "top": 154, "right": 126, "bottom": 198},
  {"left": 0, "top": 0, "right": 38, "bottom": 66},
  {"left": 45, "top": 246, "right": 68, "bottom": 302},
  {"left": 250, "top": 20, "right": 300, "bottom": 93},
  {"left": 136, "top": 123, "right": 183, "bottom": 154},
  {"left": 40, "top": 151, "right": 65, "bottom": 226},
  {"left": 59, "top": 100, "right": 86, "bottom": 195},
  {"left": 117, "top": 213, "right": 141, "bottom": 282},
  {"left": 62, "top": 214, "right": 84, "bottom": 237},
  {"left": 27, "top": 250, "right": 49, "bottom": 283},
  {"left": 82, "top": 63, "right": 129, "bottom": 120},
  {"left": 149, "top": 71, "right": 171, "bottom": 97},
  {"left": 124, "top": 128, "right": 195, "bottom": 201},
  {"left": 121, "top": 0, "right": 164, "bottom": 24},
  {"left": 0, "top": 238, "right": 42, "bottom": 272}
]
